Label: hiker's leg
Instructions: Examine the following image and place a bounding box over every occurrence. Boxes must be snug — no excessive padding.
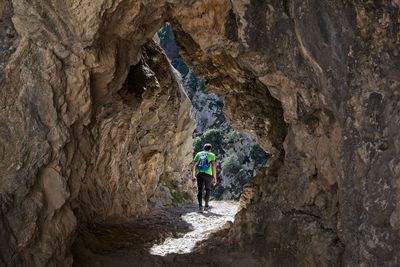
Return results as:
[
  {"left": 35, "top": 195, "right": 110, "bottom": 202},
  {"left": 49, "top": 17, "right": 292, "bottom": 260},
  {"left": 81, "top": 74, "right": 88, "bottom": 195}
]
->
[
  {"left": 196, "top": 174, "right": 205, "bottom": 207},
  {"left": 204, "top": 174, "right": 212, "bottom": 207}
]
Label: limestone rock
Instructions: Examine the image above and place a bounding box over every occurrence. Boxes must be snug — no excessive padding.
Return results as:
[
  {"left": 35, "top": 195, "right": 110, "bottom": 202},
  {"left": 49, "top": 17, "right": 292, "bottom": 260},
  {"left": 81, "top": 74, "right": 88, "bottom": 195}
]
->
[
  {"left": 76, "top": 42, "right": 195, "bottom": 222},
  {"left": 172, "top": 1, "right": 400, "bottom": 266},
  {"left": 0, "top": 0, "right": 399, "bottom": 266},
  {"left": 0, "top": 1, "right": 194, "bottom": 264}
]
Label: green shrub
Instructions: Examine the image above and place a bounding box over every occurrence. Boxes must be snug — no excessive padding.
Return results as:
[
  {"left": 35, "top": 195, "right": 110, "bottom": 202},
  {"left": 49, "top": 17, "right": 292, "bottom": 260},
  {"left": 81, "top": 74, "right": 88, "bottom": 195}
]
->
[
  {"left": 203, "top": 128, "right": 224, "bottom": 152},
  {"left": 193, "top": 128, "right": 224, "bottom": 155},
  {"left": 193, "top": 135, "right": 205, "bottom": 156},
  {"left": 221, "top": 153, "right": 241, "bottom": 176},
  {"left": 223, "top": 130, "right": 241, "bottom": 144}
]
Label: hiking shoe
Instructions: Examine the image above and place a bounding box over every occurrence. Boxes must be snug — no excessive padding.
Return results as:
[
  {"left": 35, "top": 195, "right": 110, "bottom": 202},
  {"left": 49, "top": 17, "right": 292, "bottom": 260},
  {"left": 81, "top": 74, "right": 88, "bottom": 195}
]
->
[
  {"left": 198, "top": 206, "right": 204, "bottom": 213},
  {"left": 204, "top": 206, "right": 210, "bottom": 211}
]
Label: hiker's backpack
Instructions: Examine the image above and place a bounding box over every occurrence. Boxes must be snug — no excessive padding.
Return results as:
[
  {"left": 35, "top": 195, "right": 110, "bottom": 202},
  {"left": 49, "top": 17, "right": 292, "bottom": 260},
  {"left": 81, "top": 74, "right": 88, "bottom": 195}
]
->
[{"left": 197, "top": 152, "right": 209, "bottom": 172}]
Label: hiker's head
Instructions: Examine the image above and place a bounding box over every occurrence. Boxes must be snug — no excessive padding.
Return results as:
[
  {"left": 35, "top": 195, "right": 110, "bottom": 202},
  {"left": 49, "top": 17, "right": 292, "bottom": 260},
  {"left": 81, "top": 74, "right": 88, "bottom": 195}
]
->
[{"left": 204, "top": 143, "right": 212, "bottom": 151}]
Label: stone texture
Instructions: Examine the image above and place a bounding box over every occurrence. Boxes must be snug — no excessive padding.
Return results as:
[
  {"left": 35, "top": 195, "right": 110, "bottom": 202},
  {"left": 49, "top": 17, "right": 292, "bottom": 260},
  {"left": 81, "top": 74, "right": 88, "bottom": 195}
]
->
[
  {"left": 0, "top": 0, "right": 399, "bottom": 266},
  {"left": 171, "top": 1, "right": 400, "bottom": 266},
  {"left": 76, "top": 42, "right": 196, "bottom": 222},
  {"left": 0, "top": 1, "right": 194, "bottom": 265},
  {"left": 0, "top": 0, "right": 18, "bottom": 84}
]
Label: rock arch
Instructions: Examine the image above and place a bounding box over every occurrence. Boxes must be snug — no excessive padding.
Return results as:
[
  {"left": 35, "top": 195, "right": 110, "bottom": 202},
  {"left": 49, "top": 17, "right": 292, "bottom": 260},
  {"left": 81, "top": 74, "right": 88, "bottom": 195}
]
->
[{"left": 0, "top": 1, "right": 399, "bottom": 266}]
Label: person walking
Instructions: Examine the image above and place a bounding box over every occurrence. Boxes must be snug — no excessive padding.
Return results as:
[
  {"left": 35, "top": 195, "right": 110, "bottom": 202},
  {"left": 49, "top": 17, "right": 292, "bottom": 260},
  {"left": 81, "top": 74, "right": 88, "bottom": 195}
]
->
[{"left": 192, "top": 143, "right": 217, "bottom": 212}]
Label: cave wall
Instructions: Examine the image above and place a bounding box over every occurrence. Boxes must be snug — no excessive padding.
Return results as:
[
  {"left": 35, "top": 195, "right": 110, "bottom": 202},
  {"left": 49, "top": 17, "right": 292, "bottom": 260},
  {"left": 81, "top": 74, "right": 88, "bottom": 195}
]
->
[
  {"left": 172, "top": 0, "right": 400, "bottom": 266},
  {"left": 76, "top": 42, "right": 196, "bottom": 222},
  {"left": 0, "top": 0, "right": 399, "bottom": 266},
  {"left": 0, "top": 0, "right": 194, "bottom": 265}
]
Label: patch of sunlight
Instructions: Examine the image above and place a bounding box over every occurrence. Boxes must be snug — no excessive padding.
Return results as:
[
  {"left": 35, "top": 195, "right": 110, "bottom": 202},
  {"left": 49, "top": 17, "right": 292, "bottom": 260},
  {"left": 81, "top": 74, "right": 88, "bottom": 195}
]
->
[{"left": 149, "top": 201, "right": 239, "bottom": 256}]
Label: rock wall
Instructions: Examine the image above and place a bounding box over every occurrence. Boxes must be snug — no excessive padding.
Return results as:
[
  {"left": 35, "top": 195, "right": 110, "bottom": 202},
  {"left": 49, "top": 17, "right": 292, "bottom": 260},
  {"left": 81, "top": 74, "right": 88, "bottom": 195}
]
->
[
  {"left": 0, "top": 0, "right": 399, "bottom": 266},
  {"left": 172, "top": 1, "right": 400, "bottom": 266},
  {"left": 76, "top": 42, "right": 196, "bottom": 222},
  {"left": 0, "top": 1, "right": 194, "bottom": 265}
]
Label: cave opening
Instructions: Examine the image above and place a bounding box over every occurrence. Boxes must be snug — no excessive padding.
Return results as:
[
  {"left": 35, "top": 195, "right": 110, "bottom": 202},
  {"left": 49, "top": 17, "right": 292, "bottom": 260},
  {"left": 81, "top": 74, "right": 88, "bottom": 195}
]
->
[
  {"left": 1, "top": 1, "right": 296, "bottom": 266},
  {"left": 72, "top": 22, "right": 277, "bottom": 264},
  {"left": 142, "top": 23, "right": 272, "bottom": 257},
  {"left": 156, "top": 23, "right": 270, "bottom": 202},
  {"left": 3, "top": 1, "right": 398, "bottom": 266}
]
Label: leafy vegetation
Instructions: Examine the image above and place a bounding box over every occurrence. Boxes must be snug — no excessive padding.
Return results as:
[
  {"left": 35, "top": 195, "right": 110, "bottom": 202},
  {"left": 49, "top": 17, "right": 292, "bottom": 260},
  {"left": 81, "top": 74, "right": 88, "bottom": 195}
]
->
[
  {"left": 193, "top": 128, "right": 224, "bottom": 156},
  {"left": 191, "top": 126, "right": 269, "bottom": 199},
  {"left": 221, "top": 153, "right": 241, "bottom": 176},
  {"left": 223, "top": 130, "right": 241, "bottom": 144},
  {"left": 158, "top": 24, "right": 269, "bottom": 200}
]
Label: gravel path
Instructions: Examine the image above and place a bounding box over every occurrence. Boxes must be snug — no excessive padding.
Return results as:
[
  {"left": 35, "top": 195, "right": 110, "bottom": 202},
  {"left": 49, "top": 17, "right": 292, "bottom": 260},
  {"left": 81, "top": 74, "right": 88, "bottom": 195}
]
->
[
  {"left": 72, "top": 201, "right": 259, "bottom": 267},
  {"left": 149, "top": 201, "right": 238, "bottom": 256}
]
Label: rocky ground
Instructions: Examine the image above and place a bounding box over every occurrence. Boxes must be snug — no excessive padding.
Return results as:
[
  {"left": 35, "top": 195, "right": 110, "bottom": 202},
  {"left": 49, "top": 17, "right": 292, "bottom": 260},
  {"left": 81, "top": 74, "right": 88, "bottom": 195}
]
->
[
  {"left": 72, "top": 201, "right": 263, "bottom": 267},
  {"left": 150, "top": 201, "right": 238, "bottom": 256}
]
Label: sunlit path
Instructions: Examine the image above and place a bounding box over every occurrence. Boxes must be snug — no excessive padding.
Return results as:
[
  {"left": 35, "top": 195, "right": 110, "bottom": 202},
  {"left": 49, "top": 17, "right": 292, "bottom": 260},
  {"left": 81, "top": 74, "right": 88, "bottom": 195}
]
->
[{"left": 149, "top": 201, "right": 239, "bottom": 256}]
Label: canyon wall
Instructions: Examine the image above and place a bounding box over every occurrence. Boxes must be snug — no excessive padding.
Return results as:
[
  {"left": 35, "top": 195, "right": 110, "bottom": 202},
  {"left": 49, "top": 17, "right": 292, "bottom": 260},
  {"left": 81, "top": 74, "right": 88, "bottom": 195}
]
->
[
  {"left": 172, "top": 1, "right": 400, "bottom": 266},
  {"left": 0, "top": 1, "right": 194, "bottom": 265},
  {"left": 0, "top": 0, "right": 399, "bottom": 266}
]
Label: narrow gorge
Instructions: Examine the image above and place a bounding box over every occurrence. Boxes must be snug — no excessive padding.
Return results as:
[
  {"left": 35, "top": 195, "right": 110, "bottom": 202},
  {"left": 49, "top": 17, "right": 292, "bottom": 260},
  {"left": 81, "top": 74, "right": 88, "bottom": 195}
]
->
[{"left": 0, "top": 1, "right": 399, "bottom": 267}]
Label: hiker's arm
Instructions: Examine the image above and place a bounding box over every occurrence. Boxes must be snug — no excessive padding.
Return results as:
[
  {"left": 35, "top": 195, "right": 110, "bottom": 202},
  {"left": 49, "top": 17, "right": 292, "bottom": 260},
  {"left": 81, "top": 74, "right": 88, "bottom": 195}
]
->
[
  {"left": 192, "top": 162, "right": 196, "bottom": 180},
  {"left": 212, "top": 161, "right": 217, "bottom": 185}
]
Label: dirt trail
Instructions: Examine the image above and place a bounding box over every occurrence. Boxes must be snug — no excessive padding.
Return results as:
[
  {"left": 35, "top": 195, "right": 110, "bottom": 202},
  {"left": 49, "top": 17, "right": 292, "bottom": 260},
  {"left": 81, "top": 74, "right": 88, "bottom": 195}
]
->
[
  {"left": 150, "top": 201, "right": 238, "bottom": 256},
  {"left": 72, "top": 201, "right": 264, "bottom": 267}
]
